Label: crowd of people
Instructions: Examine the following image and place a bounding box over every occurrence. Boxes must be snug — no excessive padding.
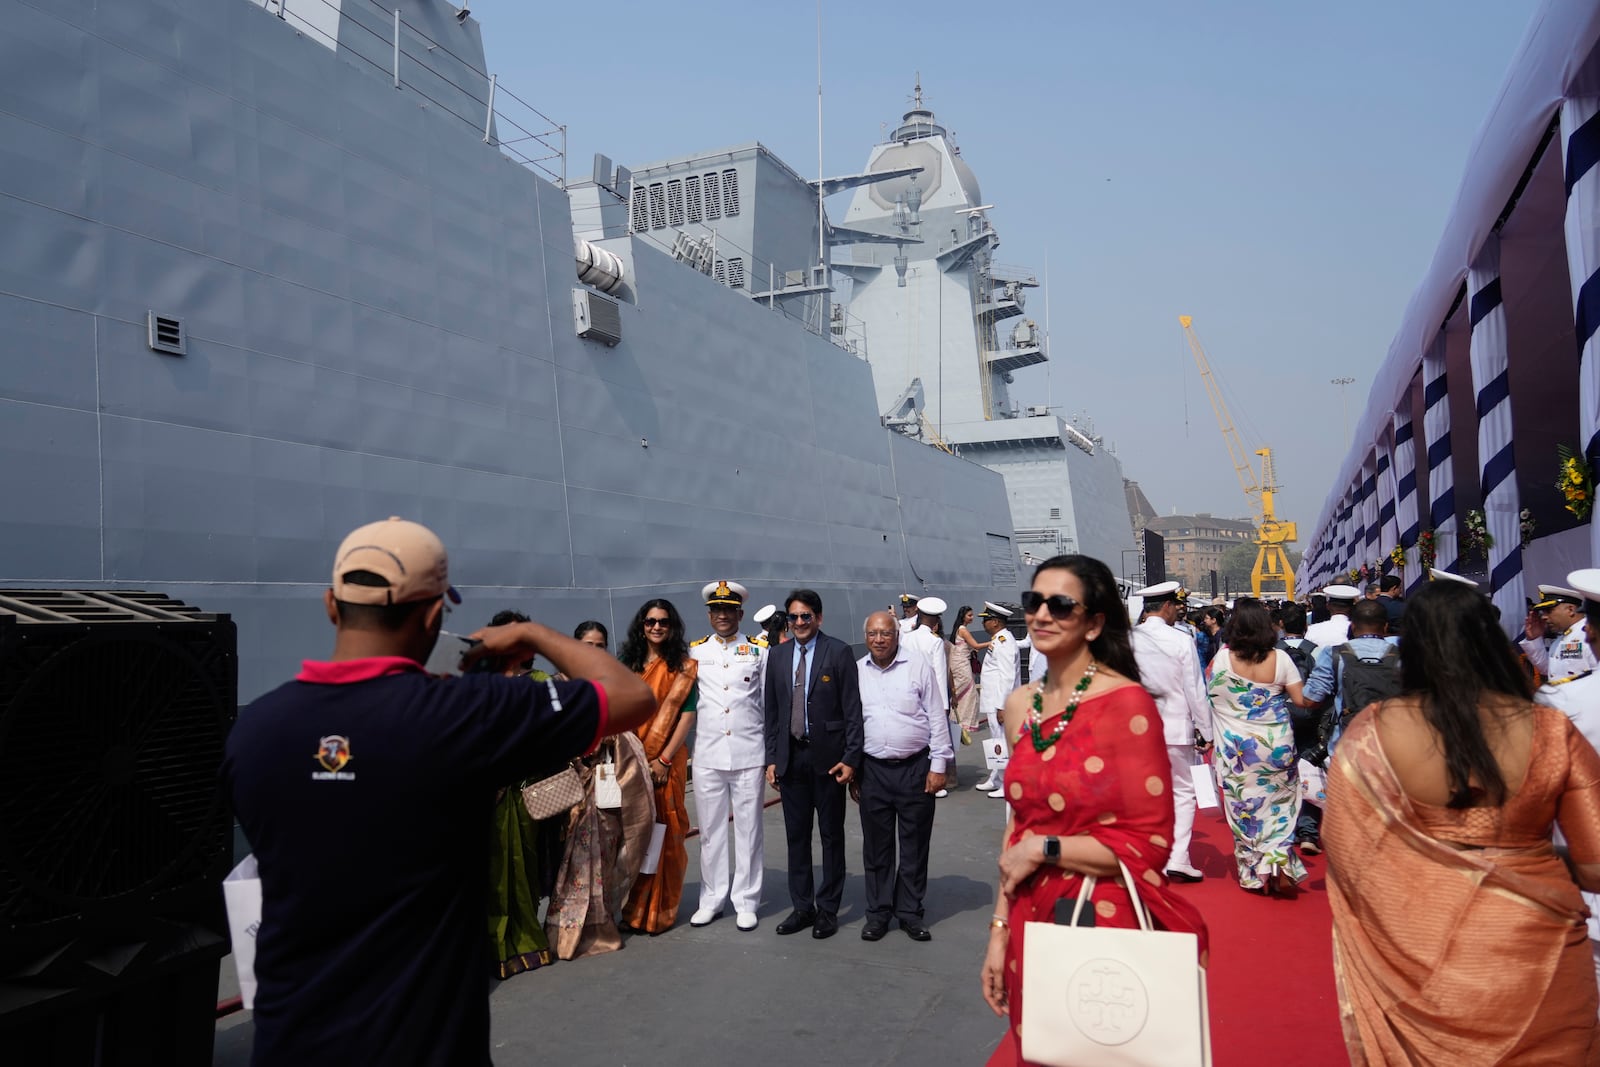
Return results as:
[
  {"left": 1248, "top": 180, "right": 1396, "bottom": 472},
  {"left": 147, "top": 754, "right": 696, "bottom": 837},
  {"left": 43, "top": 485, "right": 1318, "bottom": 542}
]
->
[{"left": 221, "top": 514, "right": 1600, "bottom": 1065}]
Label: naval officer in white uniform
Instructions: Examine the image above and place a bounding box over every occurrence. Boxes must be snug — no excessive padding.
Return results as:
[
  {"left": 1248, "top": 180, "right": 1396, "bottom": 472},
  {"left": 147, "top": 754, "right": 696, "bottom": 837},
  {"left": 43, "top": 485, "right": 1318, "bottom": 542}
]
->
[
  {"left": 1521, "top": 584, "right": 1598, "bottom": 683},
  {"left": 1305, "top": 584, "right": 1360, "bottom": 651},
  {"left": 898, "top": 594, "right": 921, "bottom": 634},
  {"left": 901, "top": 596, "right": 955, "bottom": 795},
  {"left": 689, "top": 580, "right": 767, "bottom": 931},
  {"left": 1533, "top": 569, "right": 1600, "bottom": 992},
  {"left": 1130, "top": 581, "right": 1213, "bottom": 882},
  {"left": 975, "top": 602, "right": 1019, "bottom": 798}
]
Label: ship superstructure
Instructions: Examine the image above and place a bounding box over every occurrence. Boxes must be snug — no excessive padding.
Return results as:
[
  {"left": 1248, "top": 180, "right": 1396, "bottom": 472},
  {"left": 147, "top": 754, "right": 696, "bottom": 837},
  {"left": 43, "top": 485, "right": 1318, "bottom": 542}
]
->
[{"left": 834, "top": 91, "right": 1139, "bottom": 567}]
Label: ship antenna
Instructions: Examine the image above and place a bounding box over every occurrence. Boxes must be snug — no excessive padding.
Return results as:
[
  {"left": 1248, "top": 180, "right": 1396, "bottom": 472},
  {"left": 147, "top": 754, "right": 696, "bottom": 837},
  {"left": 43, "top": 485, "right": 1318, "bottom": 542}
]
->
[{"left": 816, "top": 0, "right": 825, "bottom": 267}]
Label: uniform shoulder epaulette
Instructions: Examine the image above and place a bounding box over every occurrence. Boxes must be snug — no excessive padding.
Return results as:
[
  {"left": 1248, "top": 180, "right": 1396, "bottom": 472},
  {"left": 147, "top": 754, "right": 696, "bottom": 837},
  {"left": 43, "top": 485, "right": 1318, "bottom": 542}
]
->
[
  {"left": 995, "top": 633, "right": 1007, "bottom": 643},
  {"left": 1550, "top": 670, "right": 1594, "bottom": 686},
  {"left": 748, "top": 634, "right": 767, "bottom": 648},
  {"left": 690, "top": 635, "right": 710, "bottom": 647}
]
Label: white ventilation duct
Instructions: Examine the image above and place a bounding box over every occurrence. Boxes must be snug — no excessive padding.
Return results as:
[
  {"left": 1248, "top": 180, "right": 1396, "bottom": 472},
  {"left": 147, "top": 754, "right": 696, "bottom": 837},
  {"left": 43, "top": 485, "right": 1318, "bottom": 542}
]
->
[{"left": 575, "top": 240, "right": 625, "bottom": 294}]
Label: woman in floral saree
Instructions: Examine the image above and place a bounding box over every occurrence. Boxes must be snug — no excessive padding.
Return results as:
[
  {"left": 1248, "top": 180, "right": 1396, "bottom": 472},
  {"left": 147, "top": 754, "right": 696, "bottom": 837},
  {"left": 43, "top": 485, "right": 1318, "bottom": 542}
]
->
[{"left": 1206, "top": 598, "right": 1308, "bottom": 894}]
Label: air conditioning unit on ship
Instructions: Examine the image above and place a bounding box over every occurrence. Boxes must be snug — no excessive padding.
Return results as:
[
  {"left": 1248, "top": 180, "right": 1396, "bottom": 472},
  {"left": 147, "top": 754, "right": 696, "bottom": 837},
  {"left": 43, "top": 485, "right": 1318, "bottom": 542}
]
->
[
  {"left": 573, "top": 288, "right": 622, "bottom": 346},
  {"left": 1026, "top": 405, "right": 1050, "bottom": 417}
]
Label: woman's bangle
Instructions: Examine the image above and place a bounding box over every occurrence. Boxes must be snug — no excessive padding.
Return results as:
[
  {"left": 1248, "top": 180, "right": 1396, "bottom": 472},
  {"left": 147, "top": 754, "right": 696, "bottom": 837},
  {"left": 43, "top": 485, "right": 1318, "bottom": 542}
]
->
[
  {"left": 657, "top": 755, "right": 671, "bottom": 767},
  {"left": 989, "top": 916, "right": 1009, "bottom": 931}
]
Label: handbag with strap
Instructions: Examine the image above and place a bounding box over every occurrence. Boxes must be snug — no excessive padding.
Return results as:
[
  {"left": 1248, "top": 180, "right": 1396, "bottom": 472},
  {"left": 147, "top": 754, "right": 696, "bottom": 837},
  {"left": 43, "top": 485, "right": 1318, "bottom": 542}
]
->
[
  {"left": 1020, "top": 860, "right": 1211, "bottom": 1067},
  {"left": 593, "top": 746, "right": 623, "bottom": 810},
  {"left": 520, "top": 762, "right": 584, "bottom": 821}
]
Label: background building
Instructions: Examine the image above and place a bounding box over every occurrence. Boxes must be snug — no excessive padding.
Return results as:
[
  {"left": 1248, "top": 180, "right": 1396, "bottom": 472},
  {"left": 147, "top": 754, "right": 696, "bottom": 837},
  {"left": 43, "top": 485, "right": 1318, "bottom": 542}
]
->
[{"left": 1146, "top": 513, "right": 1257, "bottom": 594}]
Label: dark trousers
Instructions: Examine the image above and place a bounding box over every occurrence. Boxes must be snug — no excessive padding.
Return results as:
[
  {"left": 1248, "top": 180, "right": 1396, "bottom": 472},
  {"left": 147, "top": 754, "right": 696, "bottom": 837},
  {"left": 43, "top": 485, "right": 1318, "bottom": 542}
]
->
[
  {"left": 779, "top": 741, "right": 847, "bottom": 916},
  {"left": 1296, "top": 800, "right": 1323, "bottom": 840},
  {"left": 858, "top": 751, "right": 934, "bottom": 924}
]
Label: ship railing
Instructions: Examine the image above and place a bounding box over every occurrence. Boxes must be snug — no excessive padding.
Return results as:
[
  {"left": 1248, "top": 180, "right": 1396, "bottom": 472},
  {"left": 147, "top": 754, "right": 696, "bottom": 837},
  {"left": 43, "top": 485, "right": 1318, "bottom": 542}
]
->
[
  {"left": 986, "top": 262, "right": 1039, "bottom": 287},
  {"left": 263, "top": 0, "right": 566, "bottom": 187}
]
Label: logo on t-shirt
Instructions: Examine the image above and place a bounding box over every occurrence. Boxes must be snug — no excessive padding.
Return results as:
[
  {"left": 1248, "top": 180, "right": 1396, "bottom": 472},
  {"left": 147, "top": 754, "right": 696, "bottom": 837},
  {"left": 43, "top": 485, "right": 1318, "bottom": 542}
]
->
[{"left": 313, "top": 735, "right": 356, "bottom": 781}]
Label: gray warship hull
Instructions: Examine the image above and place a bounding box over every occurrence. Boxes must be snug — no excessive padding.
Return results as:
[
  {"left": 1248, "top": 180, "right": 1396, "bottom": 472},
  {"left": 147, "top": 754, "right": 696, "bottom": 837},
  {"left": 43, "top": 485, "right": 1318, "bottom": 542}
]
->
[{"left": 0, "top": 0, "right": 1021, "bottom": 700}]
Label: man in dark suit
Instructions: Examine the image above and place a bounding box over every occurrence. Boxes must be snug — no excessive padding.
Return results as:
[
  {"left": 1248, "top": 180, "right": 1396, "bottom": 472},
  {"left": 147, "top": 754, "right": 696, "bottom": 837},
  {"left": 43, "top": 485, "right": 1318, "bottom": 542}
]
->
[{"left": 763, "top": 588, "right": 863, "bottom": 939}]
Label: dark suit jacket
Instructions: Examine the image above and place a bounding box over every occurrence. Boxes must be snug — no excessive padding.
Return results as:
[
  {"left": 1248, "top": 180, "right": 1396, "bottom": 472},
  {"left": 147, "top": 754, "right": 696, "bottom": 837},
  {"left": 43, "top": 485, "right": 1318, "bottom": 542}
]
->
[{"left": 763, "top": 631, "right": 864, "bottom": 777}]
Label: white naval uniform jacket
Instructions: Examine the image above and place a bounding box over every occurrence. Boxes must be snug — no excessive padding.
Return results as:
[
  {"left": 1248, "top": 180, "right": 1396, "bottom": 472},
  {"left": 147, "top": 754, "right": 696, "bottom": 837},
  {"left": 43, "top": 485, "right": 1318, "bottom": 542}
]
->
[
  {"left": 689, "top": 632, "right": 767, "bottom": 771},
  {"left": 1521, "top": 618, "right": 1597, "bottom": 682},
  {"left": 1131, "top": 617, "right": 1212, "bottom": 746},
  {"left": 1536, "top": 668, "right": 1600, "bottom": 941},
  {"left": 902, "top": 625, "right": 951, "bottom": 714},
  {"left": 980, "top": 631, "right": 1020, "bottom": 713},
  {"left": 1304, "top": 615, "right": 1352, "bottom": 654}
]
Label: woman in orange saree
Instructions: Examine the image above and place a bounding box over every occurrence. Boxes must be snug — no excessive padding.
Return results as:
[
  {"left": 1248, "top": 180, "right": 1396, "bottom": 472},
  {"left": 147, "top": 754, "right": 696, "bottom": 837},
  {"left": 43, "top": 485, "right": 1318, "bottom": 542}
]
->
[
  {"left": 982, "top": 555, "right": 1209, "bottom": 1066},
  {"left": 620, "top": 598, "right": 699, "bottom": 934},
  {"left": 1323, "top": 581, "right": 1600, "bottom": 1065}
]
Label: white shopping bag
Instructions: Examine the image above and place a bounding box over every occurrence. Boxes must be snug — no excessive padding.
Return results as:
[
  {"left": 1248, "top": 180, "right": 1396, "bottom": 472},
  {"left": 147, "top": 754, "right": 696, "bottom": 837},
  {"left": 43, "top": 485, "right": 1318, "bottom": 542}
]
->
[
  {"left": 982, "top": 737, "right": 1010, "bottom": 773},
  {"left": 223, "top": 855, "right": 262, "bottom": 1010},
  {"left": 1298, "top": 759, "right": 1326, "bottom": 807},
  {"left": 639, "top": 822, "right": 667, "bottom": 875},
  {"left": 1192, "top": 763, "right": 1219, "bottom": 810}
]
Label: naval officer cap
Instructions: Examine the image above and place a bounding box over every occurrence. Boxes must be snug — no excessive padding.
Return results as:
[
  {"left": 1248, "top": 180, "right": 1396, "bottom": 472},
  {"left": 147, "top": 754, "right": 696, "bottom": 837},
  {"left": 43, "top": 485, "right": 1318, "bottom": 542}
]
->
[
  {"left": 981, "top": 601, "right": 1013, "bottom": 619},
  {"left": 899, "top": 592, "right": 920, "bottom": 605},
  {"left": 1567, "top": 570, "right": 1600, "bottom": 609},
  {"left": 752, "top": 603, "right": 780, "bottom": 625},
  {"left": 702, "top": 580, "right": 748, "bottom": 607},
  {"left": 1532, "top": 584, "right": 1584, "bottom": 611},
  {"left": 1322, "top": 584, "right": 1361, "bottom": 603},
  {"left": 917, "top": 596, "right": 948, "bottom": 616},
  {"left": 1134, "top": 580, "right": 1180, "bottom": 604}
]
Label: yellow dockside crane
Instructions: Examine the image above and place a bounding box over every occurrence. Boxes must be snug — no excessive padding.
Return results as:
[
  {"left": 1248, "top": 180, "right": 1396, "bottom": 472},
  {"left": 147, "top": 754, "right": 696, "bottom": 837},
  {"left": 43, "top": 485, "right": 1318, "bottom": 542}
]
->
[{"left": 1178, "top": 316, "right": 1298, "bottom": 600}]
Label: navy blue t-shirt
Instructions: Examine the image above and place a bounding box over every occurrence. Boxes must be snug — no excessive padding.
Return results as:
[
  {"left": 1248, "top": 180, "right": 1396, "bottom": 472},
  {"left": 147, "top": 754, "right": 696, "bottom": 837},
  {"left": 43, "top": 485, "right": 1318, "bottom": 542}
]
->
[{"left": 222, "top": 657, "right": 606, "bottom": 1066}]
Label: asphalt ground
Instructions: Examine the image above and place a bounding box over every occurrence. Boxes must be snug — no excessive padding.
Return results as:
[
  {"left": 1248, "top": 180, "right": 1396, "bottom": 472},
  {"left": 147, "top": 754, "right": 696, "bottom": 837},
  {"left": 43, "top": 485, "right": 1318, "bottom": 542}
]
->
[{"left": 214, "top": 748, "right": 1016, "bottom": 1066}]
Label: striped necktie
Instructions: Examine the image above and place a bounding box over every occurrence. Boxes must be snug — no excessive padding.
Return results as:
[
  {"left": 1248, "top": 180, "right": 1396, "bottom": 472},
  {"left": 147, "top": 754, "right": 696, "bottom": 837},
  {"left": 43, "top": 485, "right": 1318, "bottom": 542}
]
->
[{"left": 790, "top": 643, "right": 808, "bottom": 739}]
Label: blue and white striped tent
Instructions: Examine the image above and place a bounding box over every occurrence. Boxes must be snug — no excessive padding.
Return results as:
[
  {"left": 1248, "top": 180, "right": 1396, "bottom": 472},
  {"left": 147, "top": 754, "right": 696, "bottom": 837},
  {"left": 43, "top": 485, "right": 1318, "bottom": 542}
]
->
[{"left": 1297, "top": 0, "right": 1600, "bottom": 627}]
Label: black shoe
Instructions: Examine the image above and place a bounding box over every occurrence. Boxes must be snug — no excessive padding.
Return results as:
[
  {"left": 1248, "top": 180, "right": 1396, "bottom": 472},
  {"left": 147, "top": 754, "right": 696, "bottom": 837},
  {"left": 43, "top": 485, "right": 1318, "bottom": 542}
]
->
[
  {"left": 811, "top": 913, "right": 839, "bottom": 939},
  {"left": 860, "top": 921, "right": 889, "bottom": 942},
  {"left": 900, "top": 920, "right": 932, "bottom": 942},
  {"left": 1296, "top": 834, "right": 1322, "bottom": 856},
  {"left": 1164, "top": 868, "right": 1203, "bottom": 884},
  {"left": 775, "top": 911, "right": 815, "bottom": 936}
]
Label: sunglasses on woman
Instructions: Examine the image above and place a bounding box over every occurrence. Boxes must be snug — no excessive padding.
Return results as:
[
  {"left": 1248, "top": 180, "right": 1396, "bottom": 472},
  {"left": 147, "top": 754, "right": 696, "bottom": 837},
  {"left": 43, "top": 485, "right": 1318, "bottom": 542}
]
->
[
  {"left": 643, "top": 617, "right": 671, "bottom": 629},
  {"left": 1020, "top": 591, "right": 1081, "bottom": 619}
]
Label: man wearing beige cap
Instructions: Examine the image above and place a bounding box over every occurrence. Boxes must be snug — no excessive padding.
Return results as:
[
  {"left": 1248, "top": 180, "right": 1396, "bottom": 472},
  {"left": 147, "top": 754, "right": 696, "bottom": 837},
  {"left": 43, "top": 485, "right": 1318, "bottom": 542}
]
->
[{"left": 223, "top": 517, "right": 652, "bottom": 1066}]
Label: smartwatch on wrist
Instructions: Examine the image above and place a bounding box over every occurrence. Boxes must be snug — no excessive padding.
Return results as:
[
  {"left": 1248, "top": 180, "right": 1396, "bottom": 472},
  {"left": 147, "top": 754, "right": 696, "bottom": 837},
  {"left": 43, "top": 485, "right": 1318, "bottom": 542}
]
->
[{"left": 1043, "top": 836, "right": 1061, "bottom": 862}]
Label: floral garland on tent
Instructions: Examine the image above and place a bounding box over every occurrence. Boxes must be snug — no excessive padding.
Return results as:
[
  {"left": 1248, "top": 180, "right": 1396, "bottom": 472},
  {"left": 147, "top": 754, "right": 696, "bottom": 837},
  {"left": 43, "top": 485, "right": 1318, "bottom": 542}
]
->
[
  {"left": 1462, "top": 508, "right": 1493, "bottom": 561},
  {"left": 1417, "top": 528, "right": 1436, "bottom": 573},
  {"left": 1389, "top": 545, "right": 1405, "bottom": 571},
  {"left": 1558, "top": 444, "right": 1593, "bottom": 520},
  {"left": 1520, "top": 507, "right": 1535, "bottom": 549}
]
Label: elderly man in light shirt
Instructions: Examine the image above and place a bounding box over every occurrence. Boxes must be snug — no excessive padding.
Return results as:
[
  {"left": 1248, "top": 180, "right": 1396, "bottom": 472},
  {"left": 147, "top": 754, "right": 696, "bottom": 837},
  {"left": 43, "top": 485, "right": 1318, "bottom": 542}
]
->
[
  {"left": 852, "top": 611, "right": 953, "bottom": 943},
  {"left": 1130, "top": 581, "right": 1213, "bottom": 882}
]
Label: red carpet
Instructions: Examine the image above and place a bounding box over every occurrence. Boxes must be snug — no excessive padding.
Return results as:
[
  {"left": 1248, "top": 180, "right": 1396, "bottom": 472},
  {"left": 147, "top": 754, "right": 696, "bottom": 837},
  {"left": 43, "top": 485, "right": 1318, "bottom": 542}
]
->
[{"left": 1173, "top": 809, "right": 1348, "bottom": 1065}]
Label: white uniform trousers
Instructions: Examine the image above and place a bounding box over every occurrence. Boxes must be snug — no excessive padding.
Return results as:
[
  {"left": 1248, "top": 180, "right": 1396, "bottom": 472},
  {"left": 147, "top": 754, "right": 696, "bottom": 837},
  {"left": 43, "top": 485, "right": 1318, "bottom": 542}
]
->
[
  {"left": 1167, "top": 745, "right": 1199, "bottom": 871},
  {"left": 694, "top": 765, "right": 765, "bottom": 915}
]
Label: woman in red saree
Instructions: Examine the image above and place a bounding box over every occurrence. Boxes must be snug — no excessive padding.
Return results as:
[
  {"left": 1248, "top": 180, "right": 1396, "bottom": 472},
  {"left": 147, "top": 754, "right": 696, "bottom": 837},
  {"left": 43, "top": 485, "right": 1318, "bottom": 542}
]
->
[
  {"left": 1323, "top": 580, "right": 1600, "bottom": 1064},
  {"left": 620, "top": 599, "right": 699, "bottom": 934},
  {"left": 982, "top": 555, "right": 1209, "bottom": 1066}
]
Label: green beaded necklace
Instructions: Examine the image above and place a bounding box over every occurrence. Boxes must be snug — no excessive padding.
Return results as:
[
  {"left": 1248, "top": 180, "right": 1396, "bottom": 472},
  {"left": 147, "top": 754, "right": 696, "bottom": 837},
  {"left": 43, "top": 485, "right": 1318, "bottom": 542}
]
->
[{"left": 1026, "top": 660, "right": 1098, "bottom": 752}]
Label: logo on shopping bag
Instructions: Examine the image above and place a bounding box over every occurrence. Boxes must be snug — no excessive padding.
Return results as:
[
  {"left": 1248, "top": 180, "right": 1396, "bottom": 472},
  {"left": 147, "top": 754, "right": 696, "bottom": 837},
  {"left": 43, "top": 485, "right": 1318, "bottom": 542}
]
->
[
  {"left": 312, "top": 735, "right": 356, "bottom": 780},
  {"left": 1066, "top": 958, "right": 1148, "bottom": 1044}
]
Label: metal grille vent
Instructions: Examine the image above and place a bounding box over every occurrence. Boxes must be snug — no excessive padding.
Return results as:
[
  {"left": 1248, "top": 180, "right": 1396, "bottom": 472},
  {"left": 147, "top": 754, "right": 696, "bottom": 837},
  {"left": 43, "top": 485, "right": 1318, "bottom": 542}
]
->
[
  {"left": 704, "top": 172, "right": 722, "bottom": 219},
  {"left": 686, "top": 176, "right": 702, "bottom": 222},
  {"left": 572, "top": 288, "right": 622, "bottom": 346},
  {"left": 721, "top": 169, "right": 740, "bottom": 216},
  {"left": 631, "top": 186, "right": 649, "bottom": 231},
  {"left": 648, "top": 183, "right": 666, "bottom": 229},
  {"left": 667, "top": 180, "right": 685, "bottom": 226},
  {"left": 714, "top": 259, "right": 725, "bottom": 285},
  {"left": 147, "top": 312, "right": 185, "bottom": 356},
  {"left": 727, "top": 257, "right": 745, "bottom": 289}
]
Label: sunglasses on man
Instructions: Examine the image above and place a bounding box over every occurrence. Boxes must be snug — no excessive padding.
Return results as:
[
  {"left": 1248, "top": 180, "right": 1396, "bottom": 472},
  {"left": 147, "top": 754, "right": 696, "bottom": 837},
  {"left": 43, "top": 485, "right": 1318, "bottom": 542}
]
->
[{"left": 786, "top": 612, "right": 815, "bottom": 623}]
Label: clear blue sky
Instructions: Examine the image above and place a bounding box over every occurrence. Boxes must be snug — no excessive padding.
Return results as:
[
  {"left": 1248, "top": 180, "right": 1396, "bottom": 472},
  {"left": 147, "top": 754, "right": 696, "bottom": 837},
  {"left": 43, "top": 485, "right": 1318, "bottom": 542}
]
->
[{"left": 471, "top": 0, "right": 1540, "bottom": 536}]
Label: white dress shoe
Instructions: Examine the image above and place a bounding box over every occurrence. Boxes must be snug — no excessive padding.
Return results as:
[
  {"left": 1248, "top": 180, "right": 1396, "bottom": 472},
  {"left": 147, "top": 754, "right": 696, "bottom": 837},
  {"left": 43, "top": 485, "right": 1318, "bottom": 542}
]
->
[
  {"left": 933, "top": 788, "right": 949, "bottom": 798},
  {"left": 689, "top": 908, "right": 722, "bottom": 927},
  {"left": 974, "top": 778, "right": 996, "bottom": 791},
  {"left": 735, "top": 912, "right": 758, "bottom": 931},
  {"left": 987, "top": 787, "right": 1006, "bottom": 798}
]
